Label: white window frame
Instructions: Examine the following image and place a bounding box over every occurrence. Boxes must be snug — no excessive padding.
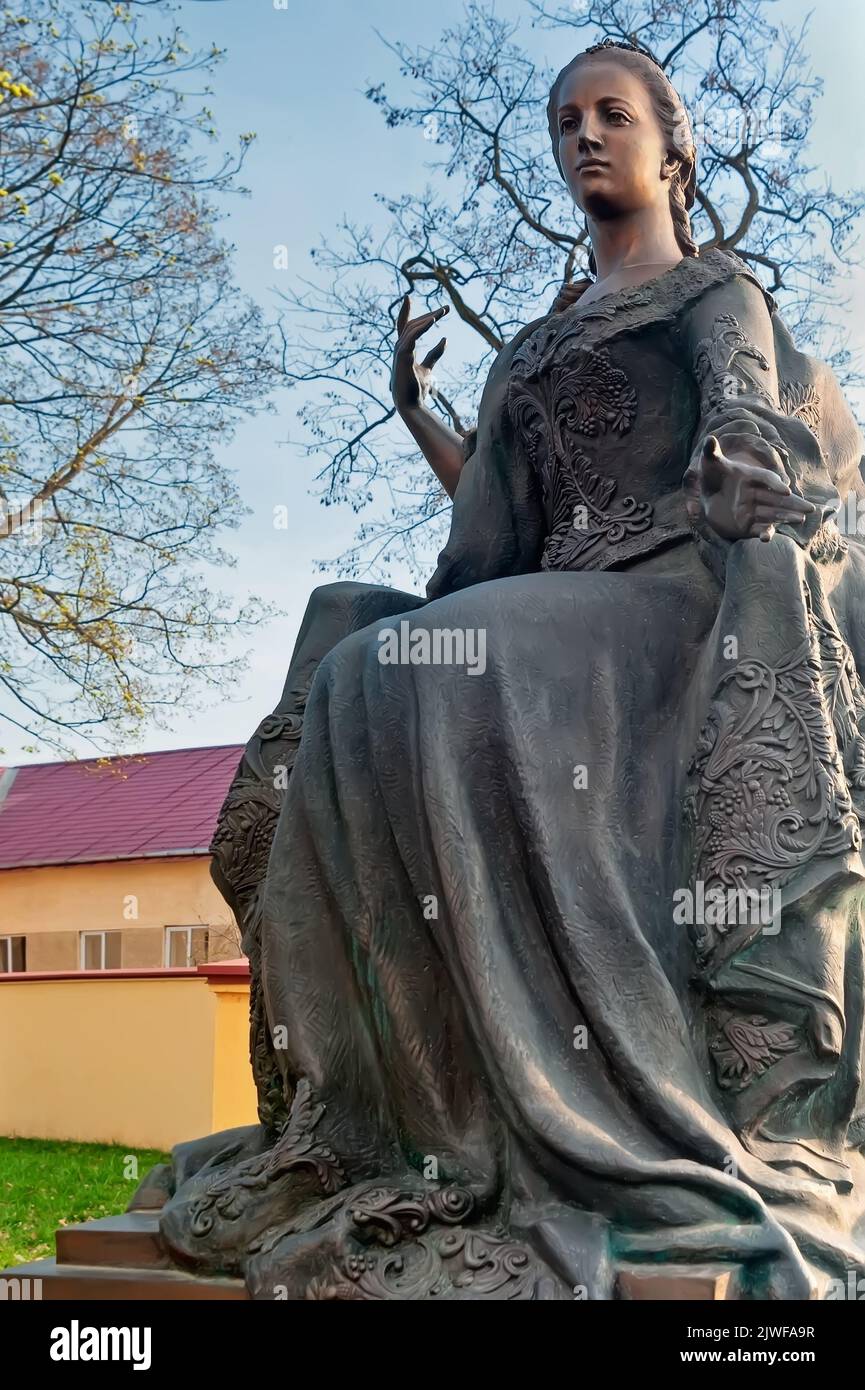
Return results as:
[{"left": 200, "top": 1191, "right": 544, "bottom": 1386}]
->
[
  {"left": 164, "top": 926, "right": 209, "bottom": 968},
  {"left": 79, "top": 930, "right": 121, "bottom": 971},
  {"left": 0, "top": 935, "right": 25, "bottom": 972}
]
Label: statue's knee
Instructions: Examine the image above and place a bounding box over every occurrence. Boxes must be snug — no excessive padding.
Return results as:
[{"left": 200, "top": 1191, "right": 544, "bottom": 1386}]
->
[
  {"left": 307, "top": 581, "right": 368, "bottom": 619},
  {"left": 295, "top": 582, "right": 371, "bottom": 656},
  {"left": 305, "top": 580, "right": 421, "bottom": 640}
]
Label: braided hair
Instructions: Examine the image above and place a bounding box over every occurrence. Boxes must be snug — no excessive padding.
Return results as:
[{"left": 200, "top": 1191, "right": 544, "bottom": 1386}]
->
[{"left": 547, "top": 39, "right": 698, "bottom": 294}]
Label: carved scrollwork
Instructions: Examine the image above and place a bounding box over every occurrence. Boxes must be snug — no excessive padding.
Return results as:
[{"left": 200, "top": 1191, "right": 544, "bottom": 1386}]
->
[
  {"left": 347, "top": 1184, "right": 475, "bottom": 1246},
  {"left": 684, "top": 589, "right": 865, "bottom": 973},
  {"left": 710, "top": 1013, "right": 799, "bottom": 1091},
  {"left": 210, "top": 711, "right": 304, "bottom": 919},
  {"left": 780, "top": 379, "right": 822, "bottom": 434},
  {"left": 509, "top": 335, "right": 637, "bottom": 442},
  {"left": 241, "top": 1173, "right": 549, "bottom": 1300},
  {"left": 209, "top": 707, "right": 306, "bottom": 1131},
  {"left": 538, "top": 450, "right": 653, "bottom": 571},
  {"left": 243, "top": 1175, "right": 546, "bottom": 1300},
  {"left": 210, "top": 777, "right": 282, "bottom": 920},
  {"left": 337, "top": 1185, "right": 539, "bottom": 1298},
  {"left": 693, "top": 312, "right": 775, "bottom": 412},
  {"left": 186, "top": 1079, "right": 346, "bottom": 1240},
  {"left": 778, "top": 380, "right": 841, "bottom": 566},
  {"left": 312, "top": 1223, "right": 540, "bottom": 1301},
  {"left": 507, "top": 329, "right": 653, "bottom": 570}
]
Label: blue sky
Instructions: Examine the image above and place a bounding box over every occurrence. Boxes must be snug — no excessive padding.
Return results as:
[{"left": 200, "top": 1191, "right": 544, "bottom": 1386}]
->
[{"left": 11, "top": 0, "right": 865, "bottom": 762}]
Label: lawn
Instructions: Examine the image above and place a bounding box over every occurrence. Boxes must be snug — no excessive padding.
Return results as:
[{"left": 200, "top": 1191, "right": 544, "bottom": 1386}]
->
[{"left": 0, "top": 1137, "right": 169, "bottom": 1267}]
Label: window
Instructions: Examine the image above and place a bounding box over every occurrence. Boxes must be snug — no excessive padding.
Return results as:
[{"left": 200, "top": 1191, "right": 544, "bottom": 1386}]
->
[
  {"left": 0, "top": 936, "right": 25, "bottom": 972},
  {"left": 164, "top": 926, "right": 209, "bottom": 968},
  {"left": 80, "top": 931, "right": 122, "bottom": 970}
]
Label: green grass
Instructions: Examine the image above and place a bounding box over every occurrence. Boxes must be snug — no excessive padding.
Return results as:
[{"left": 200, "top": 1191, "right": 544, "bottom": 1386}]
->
[{"left": 0, "top": 1138, "right": 169, "bottom": 1268}]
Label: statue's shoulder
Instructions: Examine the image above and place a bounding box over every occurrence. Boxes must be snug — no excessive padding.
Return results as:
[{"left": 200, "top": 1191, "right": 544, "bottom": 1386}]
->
[{"left": 674, "top": 248, "right": 776, "bottom": 315}]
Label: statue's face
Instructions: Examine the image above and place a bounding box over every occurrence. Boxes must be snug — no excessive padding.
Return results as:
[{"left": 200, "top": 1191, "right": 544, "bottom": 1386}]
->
[{"left": 555, "top": 61, "right": 672, "bottom": 220}]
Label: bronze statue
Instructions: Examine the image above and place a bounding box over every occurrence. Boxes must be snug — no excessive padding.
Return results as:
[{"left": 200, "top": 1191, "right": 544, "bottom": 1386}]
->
[{"left": 151, "top": 40, "right": 865, "bottom": 1300}]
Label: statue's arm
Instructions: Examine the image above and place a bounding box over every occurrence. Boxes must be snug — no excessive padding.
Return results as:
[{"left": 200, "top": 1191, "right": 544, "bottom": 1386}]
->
[
  {"left": 399, "top": 399, "right": 467, "bottom": 500},
  {"left": 679, "top": 272, "right": 838, "bottom": 547},
  {"left": 426, "top": 321, "right": 547, "bottom": 599}
]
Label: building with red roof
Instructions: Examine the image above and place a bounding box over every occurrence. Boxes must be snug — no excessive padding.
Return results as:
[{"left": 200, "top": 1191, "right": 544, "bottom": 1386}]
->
[{"left": 0, "top": 745, "right": 244, "bottom": 974}]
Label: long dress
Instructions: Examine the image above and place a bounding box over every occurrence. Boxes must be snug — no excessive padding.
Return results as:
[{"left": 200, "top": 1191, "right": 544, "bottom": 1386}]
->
[{"left": 160, "top": 249, "right": 865, "bottom": 1300}]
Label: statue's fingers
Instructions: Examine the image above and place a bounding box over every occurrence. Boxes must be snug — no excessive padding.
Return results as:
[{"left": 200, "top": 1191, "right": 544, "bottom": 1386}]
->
[
  {"left": 701, "top": 433, "right": 722, "bottom": 462},
  {"left": 751, "top": 443, "right": 788, "bottom": 479},
  {"left": 751, "top": 502, "right": 811, "bottom": 525},
  {"left": 699, "top": 435, "right": 727, "bottom": 490},
  {"left": 397, "top": 294, "right": 411, "bottom": 335},
  {"left": 404, "top": 304, "right": 450, "bottom": 346},
  {"left": 748, "top": 519, "right": 777, "bottom": 542},
  {"left": 421, "top": 337, "right": 447, "bottom": 370},
  {"left": 754, "top": 444, "right": 789, "bottom": 481},
  {"left": 750, "top": 484, "right": 815, "bottom": 513},
  {"left": 701, "top": 444, "right": 788, "bottom": 500},
  {"left": 736, "top": 459, "right": 792, "bottom": 494}
]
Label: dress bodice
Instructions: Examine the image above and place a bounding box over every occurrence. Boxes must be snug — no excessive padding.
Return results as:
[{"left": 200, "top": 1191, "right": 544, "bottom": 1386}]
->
[
  {"left": 504, "top": 250, "right": 862, "bottom": 575},
  {"left": 506, "top": 304, "right": 698, "bottom": 572},
  {"left": 427, "top": 248, "right": 863, "bottom": 601}
]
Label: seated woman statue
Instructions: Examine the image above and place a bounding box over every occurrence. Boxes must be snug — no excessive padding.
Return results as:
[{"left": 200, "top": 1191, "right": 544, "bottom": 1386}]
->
[{"left": 154, "top": 39, "right": 865, "bottom": 1300}]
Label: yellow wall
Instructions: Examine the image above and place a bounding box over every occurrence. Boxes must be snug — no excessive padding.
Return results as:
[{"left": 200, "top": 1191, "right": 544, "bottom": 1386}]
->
[
  {"left": 0, "top": 855, "right": 234, "bottom": 933},
  {"left": 0, "top": 856, "right": 239, "bottom": 971},
  {"left": 209, "top": 981, "right": 257, "bottom": 1136},
  {"left": 0, "top": 974, "right": 258, "bottom": 1150}
]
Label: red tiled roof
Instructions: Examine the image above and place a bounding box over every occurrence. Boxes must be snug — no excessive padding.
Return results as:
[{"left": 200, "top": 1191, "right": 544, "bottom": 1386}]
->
[{"left": 0, "top": 745, "right": 244, "bottom": 870}]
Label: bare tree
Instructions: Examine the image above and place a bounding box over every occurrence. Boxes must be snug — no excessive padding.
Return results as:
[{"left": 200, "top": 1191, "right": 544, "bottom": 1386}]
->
[
  {"left": 0, "top": 0, "right": 276, "bottom": 752},
  {"left": 277, "top": 0, "right": 864, "bottom": 582}
]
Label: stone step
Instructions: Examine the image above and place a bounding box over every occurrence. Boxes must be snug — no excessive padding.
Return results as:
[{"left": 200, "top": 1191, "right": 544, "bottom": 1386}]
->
[
  {"left": 56, "top": 1212, "right": 168, "bottom": 1269},
  {"left": 2, "top": 1257, "right": 249, "bottom": 1301}
]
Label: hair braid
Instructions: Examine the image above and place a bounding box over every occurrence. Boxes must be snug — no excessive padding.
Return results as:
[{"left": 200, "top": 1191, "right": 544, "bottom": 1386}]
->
[{"left": 668, "top": 171, "right": 699, "bottom": 260}]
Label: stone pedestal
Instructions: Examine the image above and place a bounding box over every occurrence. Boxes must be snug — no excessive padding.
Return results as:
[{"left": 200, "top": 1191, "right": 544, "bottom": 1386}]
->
[
  {"left": 1, "top": 1208, "right": 248, "bottom": 1301},
  {"left": 1, "top": 1180, "right": 742, "bottom": 1300}
]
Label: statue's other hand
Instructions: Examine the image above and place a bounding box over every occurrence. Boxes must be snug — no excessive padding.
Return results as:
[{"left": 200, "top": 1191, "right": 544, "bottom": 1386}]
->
[
  {"left": 688, "top": 433, "right": 816, "bottom": 543},
  {"left": 391, "top": 294, "right": 450, "bottom": 414}
]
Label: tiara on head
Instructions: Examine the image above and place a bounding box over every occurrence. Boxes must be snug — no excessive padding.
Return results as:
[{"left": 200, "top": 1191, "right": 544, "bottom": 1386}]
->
[{"left": 581, "top": 36, "right": 668, "bottom": 74}]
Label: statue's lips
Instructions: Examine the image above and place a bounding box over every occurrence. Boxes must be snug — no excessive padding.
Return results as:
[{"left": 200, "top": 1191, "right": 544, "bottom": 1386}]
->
[{"left": 577, "top": 161, "right": 609, "bottom": 174}]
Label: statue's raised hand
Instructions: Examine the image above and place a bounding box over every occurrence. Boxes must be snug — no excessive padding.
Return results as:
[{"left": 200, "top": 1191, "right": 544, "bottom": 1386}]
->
[
  {"left": 687, "top": 431, "right": 816, "bottom": 543},
  {"left": 391, "top": 295, "right": 450, "bottom": 415}
]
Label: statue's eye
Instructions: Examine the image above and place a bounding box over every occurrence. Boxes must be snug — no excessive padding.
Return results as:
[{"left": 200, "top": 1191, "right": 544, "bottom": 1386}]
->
[
  {"left": 608, "top": 110, "right": 630, "bottom": 125},
  {"left": 560, "top": 116, "right": 577, "bottom": 134}
]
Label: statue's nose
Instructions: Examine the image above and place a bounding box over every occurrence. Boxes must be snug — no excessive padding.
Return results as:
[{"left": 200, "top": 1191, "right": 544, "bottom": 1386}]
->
[{"left": 577, "top": 119, "right": 604, "bottom": 153}]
